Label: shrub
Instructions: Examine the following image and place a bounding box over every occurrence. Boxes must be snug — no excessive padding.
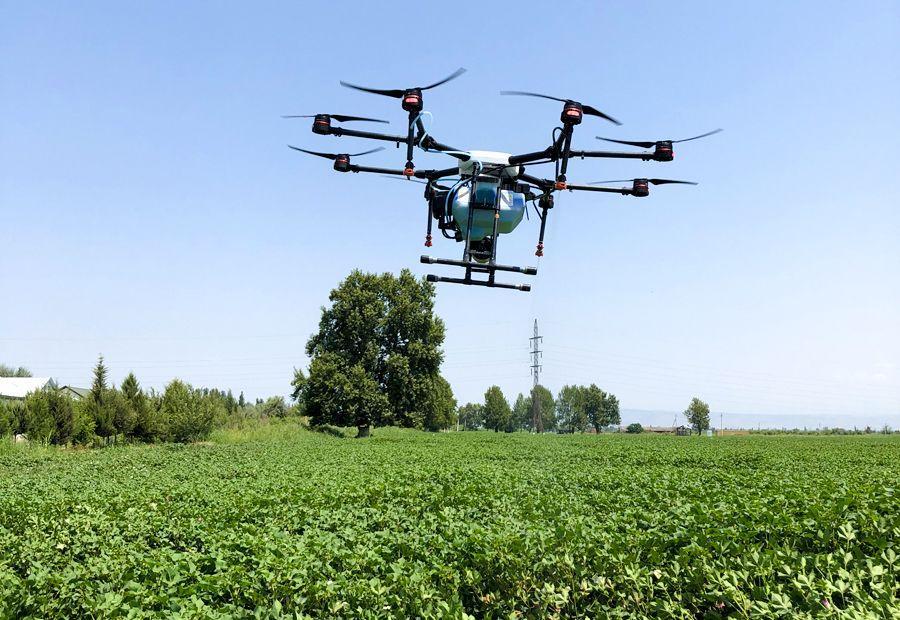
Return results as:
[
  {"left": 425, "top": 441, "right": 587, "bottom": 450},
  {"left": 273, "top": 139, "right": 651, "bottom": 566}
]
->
[
  {"left": 260, "top": 396, "right": 288, "bottom": 419},
  {"left": 71, "top": 399, "right": 96, "bottom": 445},
  {"left": 162, "top": 380, "right": 217, "bottom": 443},
  {"left": 23, "top": 390, "right": 74, "bottom": 444},
  {"left": 0, "top": 400, "right": 15, "bottom": 436},
  {"left": 626, "top": 422, "right": 644, "bottom": 434}
]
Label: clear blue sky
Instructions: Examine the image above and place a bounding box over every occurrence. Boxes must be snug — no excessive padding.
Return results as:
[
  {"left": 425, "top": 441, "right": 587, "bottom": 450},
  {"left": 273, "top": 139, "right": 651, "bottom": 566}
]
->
[{"left": 2, "top": 1, "right": 898, "bottom": 428}]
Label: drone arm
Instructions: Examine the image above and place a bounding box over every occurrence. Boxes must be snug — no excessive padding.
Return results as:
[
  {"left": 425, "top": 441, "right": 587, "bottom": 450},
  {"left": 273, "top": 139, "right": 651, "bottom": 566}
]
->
[
  {"left": 327, "top": 125, "right": 412, "bottom": 145},
  {"left": 567, "top": 149, "right": 653, "bottom": 161},
  {"left": 508, "top": 147, "right": 555, "bottom": 165},
  {"left": 565, "top": 183, "right": 633, "bottom": 195},
  {"left": 347, "top": 164, "right": 457, "bottom": 181},
  {"left": 518, "top": 173, "right": 553, "bottom": 191}
]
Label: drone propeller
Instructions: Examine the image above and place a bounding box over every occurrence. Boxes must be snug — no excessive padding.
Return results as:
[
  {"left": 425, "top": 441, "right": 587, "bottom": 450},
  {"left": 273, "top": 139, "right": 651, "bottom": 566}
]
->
[
  {"left": 281, "top": 114, "right": 388, "bottom": 124},
  {"left": 589, "top": 178, "right": 698, "bottom": 186},
  {"left": 500, "top": 90, "right": 621, "bottom": 125},
  {"left": 340, "top": 68, "right": 467, "bottom": 100},
  {"left": 287, "top": 145, "right": 384, "bottom": 160},
  {"left": 596, "top": 129, "right": 723, "bottom": 149}
]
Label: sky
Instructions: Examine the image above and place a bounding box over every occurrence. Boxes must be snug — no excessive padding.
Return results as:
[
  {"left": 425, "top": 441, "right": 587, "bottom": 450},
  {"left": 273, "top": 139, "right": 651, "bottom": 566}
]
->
[{"left": 2, "top": 1, "right": 898, "bottom": 429}]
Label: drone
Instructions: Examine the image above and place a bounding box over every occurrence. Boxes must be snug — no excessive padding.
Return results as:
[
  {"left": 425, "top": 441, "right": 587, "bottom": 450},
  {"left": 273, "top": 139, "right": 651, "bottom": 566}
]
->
[{"left": 287, "top": 68, "right": 720, "bottom": 292}]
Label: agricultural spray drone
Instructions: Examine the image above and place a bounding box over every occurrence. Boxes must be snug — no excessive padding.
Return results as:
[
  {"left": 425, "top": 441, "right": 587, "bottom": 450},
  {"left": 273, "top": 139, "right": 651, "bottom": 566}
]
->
[{"left": 287, "top": 68, "right": 720, "bottom": 292}]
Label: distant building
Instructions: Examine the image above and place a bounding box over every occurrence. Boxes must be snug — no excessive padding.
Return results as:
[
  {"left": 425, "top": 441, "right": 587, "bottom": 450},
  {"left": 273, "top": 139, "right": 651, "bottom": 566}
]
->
[
  {"left": 643, "top": 425, "right": 692, "bottom": 436},
  {"left": 0, "top": 377, "right": 57, "bottom": 400},
  {"left": 58, "top": 386, "right": 91, "bottom": 400},
  {"left": 0, "top": 378, "right": 88, "bottom": 401}
]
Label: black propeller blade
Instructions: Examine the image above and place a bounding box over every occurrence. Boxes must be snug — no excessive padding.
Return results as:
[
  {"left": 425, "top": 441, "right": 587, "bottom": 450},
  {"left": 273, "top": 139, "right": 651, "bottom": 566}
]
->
[
  {"left": 281, "top": 114, "right": 388, "bottom": 124},
  {"left": 589, "top": 178, "right": 698, "bottom": 186},
  {"left": 287, "top": 146, "right": 385, "bottom": 160},
  {"left": 500, "top": 90, "right": 621, "bottom": 125},
  {"left": 340, "top": 68, "right": 467, "bottom": 99},
  {"left": 596, "top": 129, "right": 722, "bottom": 148}
]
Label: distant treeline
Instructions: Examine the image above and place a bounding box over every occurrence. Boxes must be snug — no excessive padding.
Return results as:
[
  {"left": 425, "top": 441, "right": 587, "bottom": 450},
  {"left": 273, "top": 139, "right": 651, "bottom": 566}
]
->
[
  {"left": 748, "top": 426, "right": 896, "bottom": 435},
  {"left": 0, "top": 357, "right": 299, "bottom": 446},
  {"left": 458, "top": 384, "right": 621, "bottom": 433}
]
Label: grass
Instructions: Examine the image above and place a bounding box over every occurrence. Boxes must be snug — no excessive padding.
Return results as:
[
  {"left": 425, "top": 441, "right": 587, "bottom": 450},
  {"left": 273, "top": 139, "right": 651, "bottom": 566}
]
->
[{"left": 0, "top": 427, "right": 898, "bottom": 618}]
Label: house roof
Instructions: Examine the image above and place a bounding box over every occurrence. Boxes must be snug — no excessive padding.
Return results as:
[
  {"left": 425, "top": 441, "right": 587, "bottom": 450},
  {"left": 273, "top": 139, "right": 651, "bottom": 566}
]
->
[
  {"left": 0, "top": 377, "right": 55, "bottom": 399},
  {"left": 60, "top": 386, "right": 91, "bottom": 398}
]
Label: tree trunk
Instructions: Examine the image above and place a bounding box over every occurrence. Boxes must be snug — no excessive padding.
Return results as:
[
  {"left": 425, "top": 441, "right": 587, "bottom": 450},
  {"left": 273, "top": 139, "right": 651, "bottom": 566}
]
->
[{"left": 356, "top": 424, "right": 371, "bottom": 438}]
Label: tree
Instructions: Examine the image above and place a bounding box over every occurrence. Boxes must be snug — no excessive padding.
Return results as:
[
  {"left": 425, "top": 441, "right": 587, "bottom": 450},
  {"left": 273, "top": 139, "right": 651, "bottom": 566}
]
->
[
  {"left": 260, "top": 396, "right": 288, "bottom": 418},
  {"left": 512, "top": 393, "right": 530, "bottom": 431},
  {"left": 482, "top": 386, "right": 511, "bottom": 432},
  {"left": 626, "top": 422, "right": 644, "bottom": 434},
  {"left": 0, "top": 364, "right": 31, "bottom": 377},
  {"left": 457, "top": 402, "right": 484, "bottom": 430},
  {"left": 238, "top": 391, "right": 246, "bottom": 408},
  {"left": 684, "top": 397, "right": 711, "bottom": 435},
  {"left": 420, "top": 375, "right": 456, "bottom": 432},
  {"left": 303, "top": 270, "right": 449, "bottom": 437},
  {"left": 511, "top": 386, "right": 555, "bottom": 432},
  {"left": 90, "top": 355, "right": 108, "bottom": 403},
  {"left": 556, "top": 385, "right": 588, "bottom": 433},
  {"left": 583, "top": 385, "right": 621, "bottom": 433},
  {"left": 224, "top": 389, "right": 237, "bottom": 415},
  {"left": 583, "top": 385, "right": 607, "bottom": 433},
  {"left": 603, "top": 392, "right": 621, "bottom": 428},
  {"left": 22, "top": 389, "right": 74, "bottom": 445},
  {"left": 162, "top": 380, "right": 217, "bottom": 443},
  {"left": 290, "top": 368, "right": 306, "bottom": 402}
]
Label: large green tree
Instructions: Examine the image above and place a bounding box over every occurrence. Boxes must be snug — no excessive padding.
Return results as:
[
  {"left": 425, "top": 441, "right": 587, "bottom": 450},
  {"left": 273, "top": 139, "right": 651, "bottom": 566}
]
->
[
  {"left": 511, "top": 385, "right": 555, "bottom": 432},
  {"left": 556, "top": 385, "right": 588, "bottom": 433},
  {"left": 301, "top": 270, "right": 452, "bottom": 437},
  {"left": 482, "top": 385, "right": 511, "bottom": 432},
  {"left": 457, "top": 402, "right": 484, "bottom": 430},
  {"left": 583, "top": 384, "right": 621, "bottom": 433},
  {"left": 684, "top": 397, "right": 711, "bottom": 435}
]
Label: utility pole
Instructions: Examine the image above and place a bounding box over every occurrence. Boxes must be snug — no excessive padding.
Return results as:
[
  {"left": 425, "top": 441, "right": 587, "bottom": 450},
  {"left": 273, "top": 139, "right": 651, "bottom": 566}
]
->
[
  {"left": 720, "top": 411, "right": 723, "bottom": 436},
  {"left": 529, "top": 319, "right": 543, "bottom": 433}
]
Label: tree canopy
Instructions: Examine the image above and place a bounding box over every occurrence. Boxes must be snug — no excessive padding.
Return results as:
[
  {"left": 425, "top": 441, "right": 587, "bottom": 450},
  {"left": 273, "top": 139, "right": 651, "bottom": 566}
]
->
[
  {"left": 300, "top": 270, "right": 454, "bottom": 436},
  {"left": 482, "top": 386, "right": 512, "bottom": 432},
  {"left": 684, "top": 397, "right": 711, "bottom": 434}
]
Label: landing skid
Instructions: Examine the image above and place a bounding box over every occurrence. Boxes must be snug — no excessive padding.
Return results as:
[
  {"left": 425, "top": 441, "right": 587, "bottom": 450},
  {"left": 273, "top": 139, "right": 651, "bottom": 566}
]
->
[{"left": 421, "top": 255, "right": 536, "bottom": 292}]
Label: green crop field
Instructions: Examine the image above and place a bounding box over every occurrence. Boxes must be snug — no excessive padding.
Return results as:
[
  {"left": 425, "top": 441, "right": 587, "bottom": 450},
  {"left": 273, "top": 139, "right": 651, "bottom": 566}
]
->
[{"left": 1, "top": 427, "right": 898, "bottom": 618}]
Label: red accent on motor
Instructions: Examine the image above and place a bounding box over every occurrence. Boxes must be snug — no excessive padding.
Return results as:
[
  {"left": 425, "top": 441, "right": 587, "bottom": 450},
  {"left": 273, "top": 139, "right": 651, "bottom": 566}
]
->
[
  {"left": 632, "top": 179, "right": 650, "bottom": 197},
  {"left": 654, "top": 142, "right": 674, "bottom": 162},
  {"left": 401, "top": 89, "right": 423, "bottom": 112},
  {"left": 334, "top": 155, "right": 351, "bottom": 172},
  {"left": 554, "top": 181, "right": 567, "bottom": 191},
  {"left": 424, "top": 235, "right": 433, "bottom": 247},
  {"left": 403, "top": 167, "right": 415, "bottom": 177},
  {"left": 312, "top": 115, "right": 331, "bottom": 135},
  {"left": 561, "top": 101, "right": 583, "bottom": 125},
  {"left": 535, "top": 242, "right": 544, "bottom": 257}
]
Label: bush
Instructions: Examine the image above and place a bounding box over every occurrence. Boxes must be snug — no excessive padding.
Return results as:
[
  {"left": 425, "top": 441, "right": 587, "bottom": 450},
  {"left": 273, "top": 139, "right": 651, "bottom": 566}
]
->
[
  {"left": 162, "top": 380, "right": 218, "bottom": 443},
  {"left": 260, "top": 396, "right": 288, "bottom": 419},
  {"left": 626, "top": 423, "right": 644, "bottom": 434},
  {"left": 0, "top": 400, "right": 15, "bottom": 437},
  {"left": 23, "top": 390, "right": 74, "bottom": 444},
  {"left": 71, "top": 399, "right": 96, "bottom": 445}
]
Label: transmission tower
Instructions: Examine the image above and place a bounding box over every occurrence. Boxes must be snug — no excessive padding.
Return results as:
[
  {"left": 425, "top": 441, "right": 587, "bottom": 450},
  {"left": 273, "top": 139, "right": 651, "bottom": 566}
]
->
[{"left": 529, "top": 319, "right": 543, "bottom": 433}]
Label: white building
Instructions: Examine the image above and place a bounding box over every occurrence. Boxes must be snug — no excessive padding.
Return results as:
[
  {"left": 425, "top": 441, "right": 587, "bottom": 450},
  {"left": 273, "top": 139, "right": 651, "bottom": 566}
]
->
[{"left": 0, "top": 377, "right": 57, "bottom": 400}]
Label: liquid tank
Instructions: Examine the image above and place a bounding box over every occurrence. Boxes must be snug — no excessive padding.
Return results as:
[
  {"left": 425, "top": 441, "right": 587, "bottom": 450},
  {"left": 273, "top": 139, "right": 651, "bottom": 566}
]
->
[{"left": 450, "top": 180, "right": 526, "bottom": 241}]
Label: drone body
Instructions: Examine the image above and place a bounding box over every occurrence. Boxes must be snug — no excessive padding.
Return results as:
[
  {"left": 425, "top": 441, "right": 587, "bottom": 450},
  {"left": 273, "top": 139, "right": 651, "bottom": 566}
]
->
[{"left": 287, "top": 69, "right": 719, "bottom": 292}]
